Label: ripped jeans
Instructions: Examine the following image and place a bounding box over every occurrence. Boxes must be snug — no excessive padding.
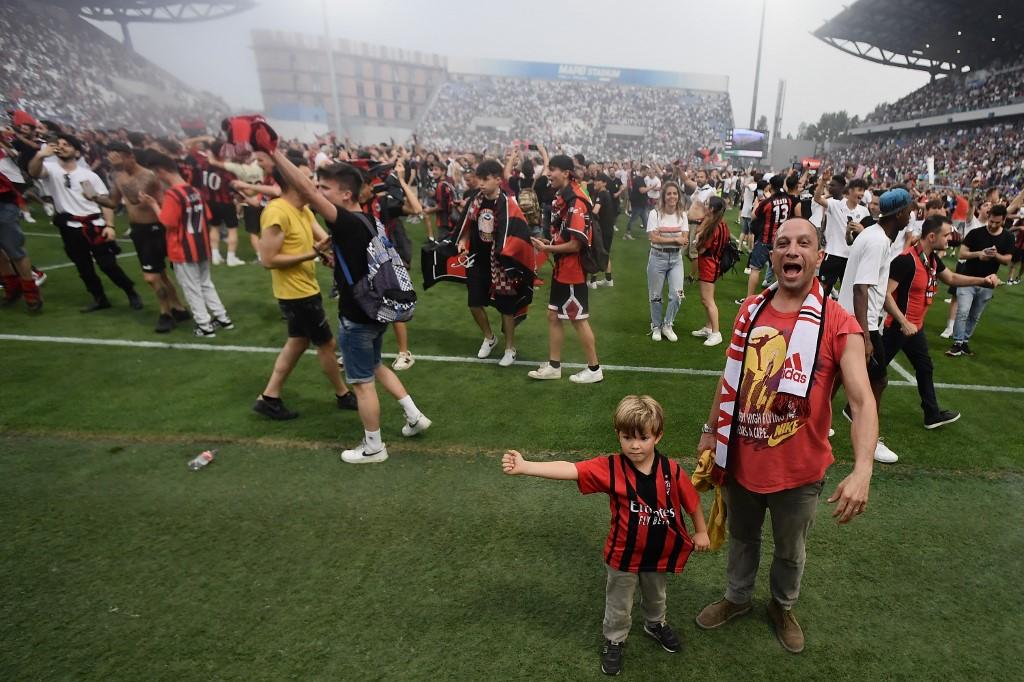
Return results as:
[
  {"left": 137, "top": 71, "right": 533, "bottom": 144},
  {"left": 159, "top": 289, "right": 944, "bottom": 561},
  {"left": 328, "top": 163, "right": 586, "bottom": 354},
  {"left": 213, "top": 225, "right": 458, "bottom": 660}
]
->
[{"left": 647, "top": 247, "right": 684, "bottom": 330}]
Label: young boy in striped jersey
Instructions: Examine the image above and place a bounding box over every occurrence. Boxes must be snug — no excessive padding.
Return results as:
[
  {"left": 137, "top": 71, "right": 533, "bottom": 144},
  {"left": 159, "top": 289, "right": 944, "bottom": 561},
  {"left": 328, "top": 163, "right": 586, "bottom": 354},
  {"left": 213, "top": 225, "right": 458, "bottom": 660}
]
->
[{"left": 502, "top": 395, "right": 709, "bottom": 676}]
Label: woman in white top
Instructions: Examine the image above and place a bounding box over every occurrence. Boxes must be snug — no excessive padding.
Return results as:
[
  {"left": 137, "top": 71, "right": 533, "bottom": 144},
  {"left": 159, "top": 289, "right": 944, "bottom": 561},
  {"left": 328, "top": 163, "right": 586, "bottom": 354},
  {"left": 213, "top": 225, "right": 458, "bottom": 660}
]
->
[{"left": 646, "top": 181, "right": 688, "bottom": 341}]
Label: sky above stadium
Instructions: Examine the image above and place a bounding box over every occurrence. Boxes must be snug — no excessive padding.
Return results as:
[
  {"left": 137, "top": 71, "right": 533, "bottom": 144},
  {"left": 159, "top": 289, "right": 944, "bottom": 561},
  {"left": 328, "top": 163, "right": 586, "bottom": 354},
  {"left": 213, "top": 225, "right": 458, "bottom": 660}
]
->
[{"left": 91, "top": 0, "right": 929, "bottom": 137}]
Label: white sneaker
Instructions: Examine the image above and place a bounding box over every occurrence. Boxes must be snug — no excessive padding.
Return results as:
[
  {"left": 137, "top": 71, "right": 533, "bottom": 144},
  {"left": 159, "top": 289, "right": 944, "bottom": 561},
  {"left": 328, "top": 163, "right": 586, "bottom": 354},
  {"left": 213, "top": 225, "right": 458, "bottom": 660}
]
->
[
  {"left": 691, "top": 327, "right": 711, "bottom": 338},
  {"left": 401, "top": 414, "right": 432, "bottom": 437},
  {"left": 528, "top": 363, "right": 562, "bottom": 380},
  {"left": 341, "top": 441, "right": 389, "bottom": 464},
  {"left": 588, "top": 280, "right": 599, "bottom": 289},
  {"left": 570, "top": 367, "right": 604, "bottom": 384},
  {"left": 22, "top": 211, "right": 35, "bottom": 224},
  {"left": 939, "top": 323, "right": 954, "bottom": 339},
  {"left": 743, "top": 267, "right": 751, "bottom": 275},
  {"left": 392, "top": 351, "right": 415, "bottom": 371},
  {"left": 703, "top": 331, "right": 723, "bottom": 346},
  {"left": 604, "top": 279, "right": 614, "bottom": 287},
  {"left": 336, "top": 355, "right": 344, "bottom": 369},
  {"left": 43, "top": 203, "right": 54, "bottom": 217},
  {"left": 226, "top": 253, "right": 246, "bottom": 267},
  {"left": 476, "top": 336, "right": 498, "bottom": 359},
  {"left": 211, "top": 250, "right": 224, "bottom": 265},
  {"left": 498, "top": 348, "right": 517, "bottom": 366},
  {"left": 943, "top": 298, "right": 952, "bottom": 304},
  {"left": 874, "top": 439, "right": 899, "bottom": 464},
  {"left": 828, "top": 428, "right": 835, "bottom": 438},
  {"left": 651, "top": 327, "right": 662, "bottom": 342},
  {"left": 661, "top": 325, "right": 678, "bottom": 342}
]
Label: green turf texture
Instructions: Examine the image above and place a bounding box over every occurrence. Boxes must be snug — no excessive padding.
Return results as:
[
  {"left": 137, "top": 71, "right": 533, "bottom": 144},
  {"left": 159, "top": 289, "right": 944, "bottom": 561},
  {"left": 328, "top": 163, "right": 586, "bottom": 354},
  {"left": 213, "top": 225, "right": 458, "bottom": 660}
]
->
[{"left": 2, "top": 206, "right": 1023, "bottom": 679}]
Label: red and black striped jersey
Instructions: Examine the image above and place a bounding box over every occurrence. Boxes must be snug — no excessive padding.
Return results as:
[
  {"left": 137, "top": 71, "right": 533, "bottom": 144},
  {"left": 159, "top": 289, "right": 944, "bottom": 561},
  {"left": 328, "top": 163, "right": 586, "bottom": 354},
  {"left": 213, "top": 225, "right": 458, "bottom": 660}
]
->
[
  {"left": 576, "top": 452, "right": 699, "bottom": 574},
  {"left": 550, "top": 181, "right": 592, "bottom": 285},
  {"left": 435, "top": 178, "right": 456, "bottom": 228},
  {"left": 753, "top": 193, "right": 796, "bottom": 244},
  {"left": 159, "top": 183, "right": 212, "bottom": 264}
]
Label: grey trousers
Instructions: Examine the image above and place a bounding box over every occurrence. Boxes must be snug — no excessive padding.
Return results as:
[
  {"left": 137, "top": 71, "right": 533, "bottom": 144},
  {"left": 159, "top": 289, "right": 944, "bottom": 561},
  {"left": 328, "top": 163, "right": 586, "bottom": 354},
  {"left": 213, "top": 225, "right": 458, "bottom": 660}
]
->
[
  {"left": 724, "top": 478, "right": 825, "bottom": 608},
  {"left": 602, "top": 566, "right": 667, "bottom": 643},
  {"left": 174, "top": 261, "right": 226, "bottom": 327}
]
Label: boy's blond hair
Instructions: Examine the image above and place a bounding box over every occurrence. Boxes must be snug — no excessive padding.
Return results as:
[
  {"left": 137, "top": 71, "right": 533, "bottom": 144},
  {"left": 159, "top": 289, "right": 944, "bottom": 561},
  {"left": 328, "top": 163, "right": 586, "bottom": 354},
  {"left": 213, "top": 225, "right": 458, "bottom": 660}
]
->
[{"left": 613, "top": 395, "right": 664, "bottom": 438}]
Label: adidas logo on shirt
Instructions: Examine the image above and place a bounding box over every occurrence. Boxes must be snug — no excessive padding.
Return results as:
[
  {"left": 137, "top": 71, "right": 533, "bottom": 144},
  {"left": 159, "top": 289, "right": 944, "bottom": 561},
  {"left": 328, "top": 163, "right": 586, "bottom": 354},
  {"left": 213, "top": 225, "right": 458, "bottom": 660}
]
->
[{"left": 782, "top": 353, "right": 809, "bottom": 384}]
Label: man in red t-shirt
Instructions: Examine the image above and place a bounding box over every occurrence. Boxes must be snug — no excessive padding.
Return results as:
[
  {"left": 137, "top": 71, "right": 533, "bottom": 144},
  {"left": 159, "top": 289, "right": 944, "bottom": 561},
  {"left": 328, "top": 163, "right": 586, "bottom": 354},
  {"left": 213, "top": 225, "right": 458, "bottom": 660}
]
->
[
  {"left": 528, "top": 154, "right": 603, "bottom": 383},
  {"left": 694, "top": 218, "right": 877, "bottom": 654},
  {"left": 138, "top": 152, "right": 233, "bottom": 338},
  {"left": 883, "top": 215, "right": 998, "bottom": 428},
  {"left": 502, "top": 395, "right": 709, "bottom": 676}
]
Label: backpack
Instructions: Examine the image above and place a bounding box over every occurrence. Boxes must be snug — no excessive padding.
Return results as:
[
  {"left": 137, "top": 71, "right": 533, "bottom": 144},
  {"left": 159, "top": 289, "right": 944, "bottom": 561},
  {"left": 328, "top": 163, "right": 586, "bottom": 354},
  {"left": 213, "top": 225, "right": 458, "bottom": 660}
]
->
[
  {"left": 559, "top": 190, "right": 607, "bottom": 275},
  {"left": 335, "top": 212, "right": 417, "bottom": 323},
  {"left": 517, "top": 187, "right": 542, "bottom": 227},
  {"left": 717, "top": 237, "right": 742, "bottom": 280}
]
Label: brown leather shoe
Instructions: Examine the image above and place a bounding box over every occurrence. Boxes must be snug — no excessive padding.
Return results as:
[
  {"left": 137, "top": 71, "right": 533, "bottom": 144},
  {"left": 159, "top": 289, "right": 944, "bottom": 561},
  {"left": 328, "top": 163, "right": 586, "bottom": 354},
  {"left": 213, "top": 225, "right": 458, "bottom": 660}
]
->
[
  {"left": 695, "top": 598, "right": 753, "bottom": 630},
  {"left": 767, "top": 599, "right": 805, "bottom": 653}
]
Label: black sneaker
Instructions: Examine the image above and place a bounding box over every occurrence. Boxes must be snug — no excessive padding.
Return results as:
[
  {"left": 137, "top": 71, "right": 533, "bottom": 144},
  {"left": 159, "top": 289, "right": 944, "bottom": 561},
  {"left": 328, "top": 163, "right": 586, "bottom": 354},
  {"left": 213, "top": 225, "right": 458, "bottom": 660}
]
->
[
  {"left": 193, "top": 324, "right": 217, "bottom": 338},
  {"left": 643, "top": 621, "right": 681, "bottom": 653},
  {"left": 945, "top": 343, "right": 965, "bottom": 357},
  {"left": 253, "top": 396, "right": 299, "bottom": 420},
  {"left": 336, "top": 392, "right": 358, "bottom": 410},
  {"left": 961, "top": 342, "right": 976, "bottom": 357},
  {"left": 600, "top": 640, "right": 624, "bottom": 676},
  {"left": 171, "top": 307, "right": 192, "bottom": 322},
  {"left": 154, "top": 313, "right": 175, "bottom": 333},
  {"left": 213, "top": 316, "right": 235, "bottom": 330},
  {"left": 925, "top": 409, "right": 961, "bottom": 430},
  {"left": 81, "top": 298, "right": 112, "bottom": 313},
  {"left": 128, "top": 291, "right": 144, "bottom": 310}
]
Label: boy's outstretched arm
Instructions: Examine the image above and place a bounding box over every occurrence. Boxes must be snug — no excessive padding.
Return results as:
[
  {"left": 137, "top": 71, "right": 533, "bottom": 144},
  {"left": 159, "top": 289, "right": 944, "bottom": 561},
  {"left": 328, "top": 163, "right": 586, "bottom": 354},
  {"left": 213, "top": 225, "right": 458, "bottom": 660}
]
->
[
  {"left": 689, "top": 499, "right": 711, "bottom": 551},
  {"left": 502, "top": 450, "right": 579, "bottom": 481}
]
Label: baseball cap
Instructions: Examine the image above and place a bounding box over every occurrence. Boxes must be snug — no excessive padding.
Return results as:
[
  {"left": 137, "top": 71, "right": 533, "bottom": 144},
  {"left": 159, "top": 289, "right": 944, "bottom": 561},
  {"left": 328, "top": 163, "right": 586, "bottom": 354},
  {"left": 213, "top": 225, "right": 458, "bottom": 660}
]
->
[{"left": 879, "top": 188, "right": 912, "bottom": 217}]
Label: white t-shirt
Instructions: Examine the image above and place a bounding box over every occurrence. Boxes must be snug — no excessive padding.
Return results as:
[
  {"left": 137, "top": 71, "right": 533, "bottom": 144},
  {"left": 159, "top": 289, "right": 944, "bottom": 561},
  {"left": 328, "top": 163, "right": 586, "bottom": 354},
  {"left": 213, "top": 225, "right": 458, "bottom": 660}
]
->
[
  {"left": 314, "top": 151, "right": 330, "bottom": 169},
  {"left": 0, "top": 155, "right": 24, "bottom": 184},
  {"left": 824, "top": 197, "right": 869, "bottom": 258},
  {"left": 646, "top": 210, "right": 688, "bottom": 244},
  {"left": 809, "top": 201, "right": 824, "bottom": 229},
  {"left": 693, "top": 184, "right": 715, "bottom": 206},
  {"left": 740, "top": 182, "right": 756, "bottom": 218},
  {"left": 838, "top": 224, "right": 892, "bottom": 332},
  {"left": 39, "top": 157, "right": 107, "bottom": 216},
  {"left": 645, "top": 175, "right": 662, "bottom": 201}
]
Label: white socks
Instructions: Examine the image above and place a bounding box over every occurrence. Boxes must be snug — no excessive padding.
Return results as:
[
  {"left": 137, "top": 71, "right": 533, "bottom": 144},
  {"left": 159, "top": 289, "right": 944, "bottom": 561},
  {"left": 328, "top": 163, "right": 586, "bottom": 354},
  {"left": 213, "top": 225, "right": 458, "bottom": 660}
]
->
[
  {"left": 364, "top": 429, "right": 383, "bottom": 451},
  {"left": 398, "top": 395, "right": 422, "bottom": 423}
]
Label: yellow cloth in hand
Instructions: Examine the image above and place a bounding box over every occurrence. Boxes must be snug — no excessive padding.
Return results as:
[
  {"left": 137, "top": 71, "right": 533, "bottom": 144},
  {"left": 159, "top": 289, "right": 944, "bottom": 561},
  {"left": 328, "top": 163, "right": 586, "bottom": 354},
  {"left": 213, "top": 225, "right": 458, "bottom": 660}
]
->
[{"left": 691, "top": 449, "right": 727, "bottom": 551}]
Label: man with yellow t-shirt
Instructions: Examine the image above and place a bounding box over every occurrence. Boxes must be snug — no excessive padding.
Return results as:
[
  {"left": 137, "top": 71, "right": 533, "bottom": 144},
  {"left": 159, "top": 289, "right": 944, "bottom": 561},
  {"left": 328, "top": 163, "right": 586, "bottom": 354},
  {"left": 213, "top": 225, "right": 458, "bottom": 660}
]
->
[{"left": 253, "top": 167, "right": 357, "bottom": 420}]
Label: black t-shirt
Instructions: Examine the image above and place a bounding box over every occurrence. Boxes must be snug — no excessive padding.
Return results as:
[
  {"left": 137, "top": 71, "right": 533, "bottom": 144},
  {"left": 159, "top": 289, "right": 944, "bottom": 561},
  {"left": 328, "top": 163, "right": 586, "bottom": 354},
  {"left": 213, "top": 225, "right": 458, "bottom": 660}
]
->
[
  {"left": 594, "top": 189, "right": 615, "bottom": 231},
  {"left": 962, "top": 226, "right": 1014, "bottom": 278},
  {"left": 13, "top": 137, "right": 39, "bottom": 175},
  {"left": 327, "top": 204, "right": 374, "bottom": 324},
  {"left": 533, "top": 175, "right": 554, "bottom": 205},
  {"left": 469, "top": 195, "right": 499, "bottom": 255},
  {"left": 608, "top": 177, "right": 623, "bottom": 208},
  {"left": 629, "top": 172, "right": 645, "bottom": 205}
]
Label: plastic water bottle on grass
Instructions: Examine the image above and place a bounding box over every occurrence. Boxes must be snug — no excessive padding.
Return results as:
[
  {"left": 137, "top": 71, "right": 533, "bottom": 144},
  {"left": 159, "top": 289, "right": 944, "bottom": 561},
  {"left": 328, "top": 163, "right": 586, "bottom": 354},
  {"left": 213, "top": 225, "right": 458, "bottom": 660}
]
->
[{"left": 188, "top": 449, "right": 217, "bottom": 471}]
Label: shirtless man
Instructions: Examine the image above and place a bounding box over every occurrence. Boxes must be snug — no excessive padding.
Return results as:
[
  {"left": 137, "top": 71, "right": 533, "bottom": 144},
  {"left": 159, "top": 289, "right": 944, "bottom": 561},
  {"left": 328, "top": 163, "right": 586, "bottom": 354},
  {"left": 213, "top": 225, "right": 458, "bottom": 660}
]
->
[{"left": 92, "top": 142, "right": 189, "bottom": 332}]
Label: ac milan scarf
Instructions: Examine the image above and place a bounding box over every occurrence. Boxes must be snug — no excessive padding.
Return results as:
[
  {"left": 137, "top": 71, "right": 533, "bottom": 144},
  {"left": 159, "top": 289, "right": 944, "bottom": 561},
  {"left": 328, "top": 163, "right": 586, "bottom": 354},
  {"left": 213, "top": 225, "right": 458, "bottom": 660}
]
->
[
  {"left": 456, "top": 190, "right": 536, "bottom": 321},
  {"left": 221, "top": 115, "right": 278, "bottom": 155},
  {"left": 713, "top": 279, "right": 827, "bottom": 482}
]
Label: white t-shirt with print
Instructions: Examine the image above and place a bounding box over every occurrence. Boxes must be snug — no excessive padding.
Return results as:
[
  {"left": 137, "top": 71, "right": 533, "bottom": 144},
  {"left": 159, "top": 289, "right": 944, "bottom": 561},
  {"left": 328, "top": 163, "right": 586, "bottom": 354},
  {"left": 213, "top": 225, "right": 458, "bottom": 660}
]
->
[
  {"left": 39, "top": 156, "right": 107, "bottom": 216},
  {"left": 824, "top": 197, "right": 869, "bottom": 258},
  {"left": 646, "top": 210, "right": 689, "bottom": 242}
]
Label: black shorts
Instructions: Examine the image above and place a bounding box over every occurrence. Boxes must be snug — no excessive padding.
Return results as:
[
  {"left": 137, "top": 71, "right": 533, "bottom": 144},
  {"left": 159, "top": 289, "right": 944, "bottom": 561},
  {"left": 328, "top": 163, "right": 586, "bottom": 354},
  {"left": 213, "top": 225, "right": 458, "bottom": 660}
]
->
[
  {"left": 466, "top": 259, "right": 490, "bottom": 308},
  {"left": 208, "top": 201, "right": 239, "bottom": 229},
  {"left": 819, "top": 253, "right": 848, "bottom": 284},
  {"left": 129, "top": 222, "right": 167, "bottom": 274},
  {"left": 243, "top": 204, "right": 263, "bottom": 236},
  {"left": 387, "top": 220, "right": 413, "bottom": 267},
  {"left": 867, "top": 329, "right": 887, "bottom": 381},
  {"left": 278, "top": 293, "right": 333, "bottom": 347},
  {"left": 600, "top": 221, "right": 615, "bottom": 256},
  {"left": 1013, "top": 247, "right": 1024, "bottom": 264},
  {"left": 548, "top": 281, "right": 589, "bottom": 320}
]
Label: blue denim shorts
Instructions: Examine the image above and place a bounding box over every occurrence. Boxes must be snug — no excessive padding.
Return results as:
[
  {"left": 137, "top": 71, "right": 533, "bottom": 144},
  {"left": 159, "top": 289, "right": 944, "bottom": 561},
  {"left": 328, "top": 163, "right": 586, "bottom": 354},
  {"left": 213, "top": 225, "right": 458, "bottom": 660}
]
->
[
  {"left": 337, "top": 316, "right": 386, "bottom": 383},
  {"left": 0, "top": 202, "right": 26, "bottom": 260},
  {"left": 748, "top": 241, "right": 771, "bottom": 270}
]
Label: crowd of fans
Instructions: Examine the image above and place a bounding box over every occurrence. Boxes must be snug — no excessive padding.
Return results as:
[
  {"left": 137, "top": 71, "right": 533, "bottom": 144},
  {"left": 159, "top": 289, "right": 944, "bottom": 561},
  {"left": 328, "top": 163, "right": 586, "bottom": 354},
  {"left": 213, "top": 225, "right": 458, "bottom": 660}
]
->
[
  {"left": 864, "top": 57, "right": 1024, "bottom": 125},
  {"left": 415, "top": 76, "right": 733, "bottom": 161},
  {"left": 826, "top": 118, "right": 1024, "bottom": 193},
  {"left": 0, "top": 2, "right": 228, "bottom": 136}
]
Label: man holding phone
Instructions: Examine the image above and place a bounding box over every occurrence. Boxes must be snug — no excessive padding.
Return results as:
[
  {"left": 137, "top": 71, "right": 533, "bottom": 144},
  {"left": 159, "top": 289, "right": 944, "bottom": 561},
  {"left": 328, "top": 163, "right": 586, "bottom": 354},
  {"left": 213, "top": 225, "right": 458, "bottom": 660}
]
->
[{"left": 28, "top": 134, "right": 141, "bottom": 312}]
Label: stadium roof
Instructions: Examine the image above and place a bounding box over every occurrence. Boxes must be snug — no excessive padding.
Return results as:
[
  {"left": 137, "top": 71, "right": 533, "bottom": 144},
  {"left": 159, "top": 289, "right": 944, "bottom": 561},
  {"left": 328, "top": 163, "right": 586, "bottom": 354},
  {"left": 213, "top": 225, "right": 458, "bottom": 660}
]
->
[
  {"left": 814, "top": 0, "right": 1023, "bottom": 75},
  {"left": 40, "top": 1, "right": 256, "bottom": 24}
]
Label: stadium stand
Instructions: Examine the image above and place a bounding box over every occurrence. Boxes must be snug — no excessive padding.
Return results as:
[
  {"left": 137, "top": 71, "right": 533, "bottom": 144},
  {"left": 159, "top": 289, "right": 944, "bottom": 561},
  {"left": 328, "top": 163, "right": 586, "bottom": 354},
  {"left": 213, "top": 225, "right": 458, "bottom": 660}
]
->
[
  {"left": 0, "top": 1, "right": 229, "bottom": 135},
  {"left": 415, "top": 76, "right": 733, "bottom": 160}
]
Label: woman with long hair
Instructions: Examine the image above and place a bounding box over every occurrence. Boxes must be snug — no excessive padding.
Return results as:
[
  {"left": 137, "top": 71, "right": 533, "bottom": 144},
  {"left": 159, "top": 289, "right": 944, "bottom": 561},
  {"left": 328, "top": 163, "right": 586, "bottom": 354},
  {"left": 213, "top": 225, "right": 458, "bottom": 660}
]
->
[
  {"left": 691, "top": 195, "right": 730, "bottom": 347},
  {"left": 645, "top": 181, "right": 688, "bottom": 341}
]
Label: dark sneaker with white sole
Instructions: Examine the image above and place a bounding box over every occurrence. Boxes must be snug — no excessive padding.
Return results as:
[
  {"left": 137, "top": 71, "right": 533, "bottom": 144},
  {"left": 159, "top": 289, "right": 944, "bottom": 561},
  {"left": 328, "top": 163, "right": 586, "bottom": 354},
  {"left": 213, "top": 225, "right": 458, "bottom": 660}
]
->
[
  {"left": 924, "top": 409, "right": 960, "bottom": 429},
  {"left": 599, "top": 639, "right": 624, "bottom": 676},
  {"left": 643, "top": 621, "right": 681, "bottom": 653},
  {"left": 253, "top": 396, "right": 299, "bottom": 420},
  {"left": 213, "top": 316, "right": 235, "bottom": 330},
  {"left": 336, "top": 392, "right": 358, "bottom": 410}
]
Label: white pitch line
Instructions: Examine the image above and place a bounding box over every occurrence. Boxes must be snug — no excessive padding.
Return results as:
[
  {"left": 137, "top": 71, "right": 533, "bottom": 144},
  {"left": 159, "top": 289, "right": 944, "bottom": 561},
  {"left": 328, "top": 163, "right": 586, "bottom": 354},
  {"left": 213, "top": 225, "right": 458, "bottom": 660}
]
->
[
  {"left": 39, "top": 252, "right": 137, "bottom": 272},
  {"left": 24, "top": 231, "right": 134, "bottom": 244},
  {"left": 1, "top": 333, "right": 1022, "bottom": 394},
  {"left": 889, "top": 360, "right": 917, "bottom": 385}
]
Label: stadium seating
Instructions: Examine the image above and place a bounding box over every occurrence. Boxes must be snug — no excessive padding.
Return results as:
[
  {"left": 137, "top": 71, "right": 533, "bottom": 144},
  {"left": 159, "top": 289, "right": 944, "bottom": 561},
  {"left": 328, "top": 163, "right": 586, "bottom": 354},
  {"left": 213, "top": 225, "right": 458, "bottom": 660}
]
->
[
  {"left": 0, "top": 2, "right": 228, "bottom": 135},
  {"left": 415, "top": 76, "right": 733, "bottom": 160},
  {"left": 863, "top": 59, "right": 1024, "bottom": 125}
]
